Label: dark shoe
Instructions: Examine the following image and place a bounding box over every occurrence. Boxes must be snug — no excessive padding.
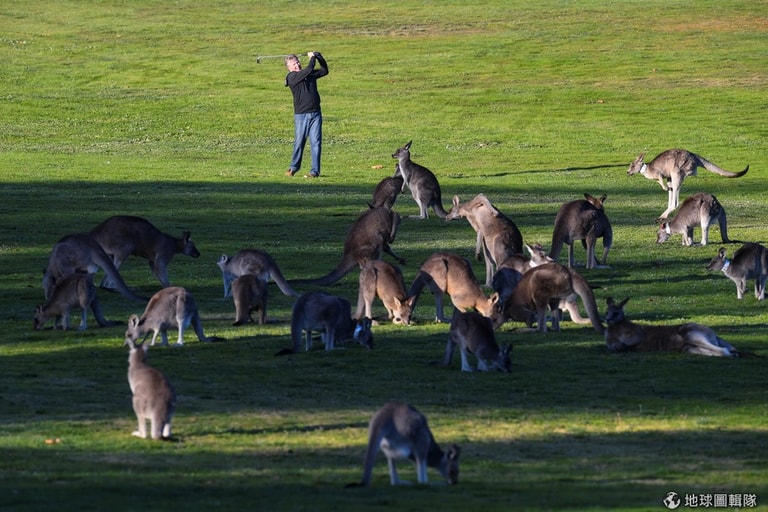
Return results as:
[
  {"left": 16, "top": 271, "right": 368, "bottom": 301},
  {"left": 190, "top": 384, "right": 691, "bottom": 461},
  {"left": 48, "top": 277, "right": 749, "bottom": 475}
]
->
[
  {"left": 304, "top": 173, "right": 319, "bottom": 179},
  {"left": 285, "top": 169, "right": 296, "bottom": 177}
]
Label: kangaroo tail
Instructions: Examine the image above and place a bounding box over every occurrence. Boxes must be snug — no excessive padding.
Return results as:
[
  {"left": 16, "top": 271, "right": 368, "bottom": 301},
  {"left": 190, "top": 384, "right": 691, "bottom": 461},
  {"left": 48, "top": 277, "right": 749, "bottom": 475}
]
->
[
  {"left": 432, "top": 198, "right": 448, "bottom": 219},
  {"left": 93, "top": 247, "right": 148, "bottom": 302},
  {"left": 288, "top": 259, "right": 357, "bottom": 287},
  {"left": 699, "top": 156, "right": 749, "bottom": 178},
  {"left": 271, "top": 271, "right": 300, "bottom": 297},
  {"left": 571, "top": 272, "right": 605, "bottom": 333}
]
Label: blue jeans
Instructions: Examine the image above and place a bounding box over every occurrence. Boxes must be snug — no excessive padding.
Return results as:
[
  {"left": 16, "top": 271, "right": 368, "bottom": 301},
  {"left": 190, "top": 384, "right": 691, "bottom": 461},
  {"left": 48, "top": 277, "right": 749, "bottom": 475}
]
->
[{"left": 289, "top": 111, "right": 322, "bottom": 176}]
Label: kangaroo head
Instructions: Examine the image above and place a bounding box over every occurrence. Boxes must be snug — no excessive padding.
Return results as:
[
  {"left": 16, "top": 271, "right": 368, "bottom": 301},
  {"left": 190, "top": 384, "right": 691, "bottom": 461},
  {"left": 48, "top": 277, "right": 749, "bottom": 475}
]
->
[
  {"left": 627, "top": 153, "right": 645, "bottom": 175},
  {"left": 492, "top": 344, "right": 512, "bottom": 373},
  {"left": 391, "top": 140, "right": 412, "bottom": 160},
  {"left": 124, "top": 313, "right": 144, "bottom": 344},
  {"left": 391, "top": 296, "right": 416, "bottom": 325},
  {"left": 439, "top": 444, "right": 461, "bottom": 485},
  {"left": 605, "top": 297, "right": 629, "bottom": 325},
  {"left": 656, "top": 222, "right": 671, "bottom": 244},
  {"left": 182, "top": 231, "right": 201, "bottom": 258},
  {"left": 706, "top": 248, "right": 728, "bottom": 271},
  {"left": 353, "top": 317, "right": 373, "bottom": 350},
  {"left": 33, "top": 305, "right": 47, "bottom": 330}
]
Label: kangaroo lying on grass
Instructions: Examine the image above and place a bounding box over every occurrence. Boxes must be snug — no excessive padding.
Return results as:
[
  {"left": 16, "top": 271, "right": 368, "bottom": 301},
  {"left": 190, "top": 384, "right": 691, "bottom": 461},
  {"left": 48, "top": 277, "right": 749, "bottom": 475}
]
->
[
  {"left": 443, "top": 310, "right": 511, "bottom": 372},
  {"left": 604, "top": 297, "right": 741, "bottom": 356},
  {"left": 34, "top": 273, "right": 120, "bottom": 331},
  {"left": 627, "top": 148, "right": 748, "bottom": 220},
  {"left": 125, "top": 287, "right": 220, "bottom": 346},
  {"left": 656, "top": 193, "right": 729, "bottom": 246},
  {"left": 355, "top": 260, "right": 415, "bottom": 325},
  {"left": 446, "top": 193, "right": 524, "bottom": 286},
  {"left": 43, "top": 233, "right": 146, "bottom": 302},
  {"left": 291, "top": 206, "right": 405, "bottom": 286},
  {"left": 278, "top": 291, "right": 373, "bottom": 354},
  {"left": 231, "top": 274, "right": 268, "bottom": 325},
  {"left": 408, "top": 251, "right": 502, "bottom": 326},
  {"left": 89, "top": 215, "right": 200, "bottom": 289},
  {"left": 346, "top": 402, "right": 460, "bottom": 487},
  {"left": 549, "top": 193, "right": 612, "bottom": 269},
  {"left": 217, "top": 249, "right": 298, "bottom": 298},
  {"left": 369, "top": 168, "right": 404, "bottom": 210},
  {"left": 501, "top": 262, "right": 604, "bottom": 333},
  {"left": 391, "top": 141, "right": 448, "bottom": 219},
  {"left": 126, "top": 338, "right": 177, "bottom": 440},
  {"left": 706, "top": 243, "right": 768, "bottom": 300}
]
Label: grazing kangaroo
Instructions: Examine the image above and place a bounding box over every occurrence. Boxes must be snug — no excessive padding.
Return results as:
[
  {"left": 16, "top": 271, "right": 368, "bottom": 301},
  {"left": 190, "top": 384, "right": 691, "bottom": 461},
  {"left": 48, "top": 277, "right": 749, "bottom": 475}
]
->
[
  {"left": 656, "top": 193, "right": 729, "bottom": 246},
  {"left": 706, "top": 243, "right": 768, "bottom": 300},
  {"left": 89, "top": 215, "right": 200, "bottom": 289},
  {"left": 279, "top": 291, "right": 373, "bottom": 354},
  {"left": 126, "top": 338, "right": 177, "bottom": 440},
  {"left": 604, "top": 297, "right": 740, "bottom": 356},
  {"left": 549, "top": 193, "right": 613, "bottom": 269},
  {"left": 502, "top": 262, "right": 604, "bottom": 333},
  {"left": 125, "top": 287, "right": 219, "bottom": 346},
  {"left": 408, "top": 251, "right": 503, "bottom": 327},
  {"left": 391, "top": 141, "right": 448, "bottom": 219},
  {"left": 346, "top": 402, "right": 460, "bottom": 487},
  {"left": 291, "top": 206, "right": 405, "bottom": 286},
  {"left": 355, "top": 260, "right": 416, "bottom": 325},
  {"left": 443, "top": 310, "right": 511, "bottom": 372},
  {"left": 217, "top": 249, "right": 298, "bottom": 298},
  {"left": 34, "top": 273, "right": 120, "bottom": 331},
  {"left": 231, "top": 274, "right": 268, "bottom": 325},
  {"left": 43, "top": 233, "right": 146, "bottom": 302},
  {"left": 627, "top": 149, "right": 748, "bottom": 220},
  {"left": 369, "top": 168, "right": 404, "bottom": 210},
  {"left": 446, "top": 194, "right": 524, "bottom": 286}
]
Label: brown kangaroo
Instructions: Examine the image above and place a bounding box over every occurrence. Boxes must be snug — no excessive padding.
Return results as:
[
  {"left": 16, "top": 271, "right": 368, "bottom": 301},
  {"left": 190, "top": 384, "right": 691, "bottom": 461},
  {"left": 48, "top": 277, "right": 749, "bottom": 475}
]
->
[
  {"left": 43, "top": 233, "right": 146, "bottom": 303},
  {"left": 604, "top": 297, "right": 740, "bottom": 356},
  {"left": 549, "top": 193, "right": 612, "bottom": 269},
  {"left": 391, "top": 141, "right": 448, "bottom": 219},
  {"left": 443, "top": 310, "right": 511, "bottom": 372},
  {"left": 34, "top": 273, "right": 120, "bottom": 331},
  {"left": 217, "top": 249, "right": 298, "bottom": 298},
  {"left": 656, "top": 193, "right": 729, "bottom": 246},
  {"left": 291, "top": 206, "right": 405, "bottom": 286},
  {"left": 446, "top": 193, "right": 524, "bottom": 286},
  {"left": 89, "top": 215, "right": 200, "bottom": 289},
  {"left": 627, "top": 149, "right": 748, "bottom": 220},
  {"left": 126, "top": 338, "right": 177, "bottom": 440},
  {"left": 706, "top": 243, "right": 768, "bottom": 300},
  {"left": 355, "top": 260, "right": 416, "bottom": 325},
  {"left": 369, "top": 168, "right": 404, "bottom": 210},
  {"left": 408, "top": 251, "right": 503, "bottom": 327},
  {"left": 231, "top": 274, "right": 268, "bottom": 326},
  {"left": 346, "top": 402, "right": 460, "bottom": 487},
  {"left": 502, "top": 262, "right": 604, "bottom": 333}
]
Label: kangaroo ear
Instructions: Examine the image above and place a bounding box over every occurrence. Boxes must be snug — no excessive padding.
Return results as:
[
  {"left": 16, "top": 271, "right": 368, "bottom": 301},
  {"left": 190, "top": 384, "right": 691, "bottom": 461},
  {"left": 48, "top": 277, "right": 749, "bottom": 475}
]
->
[
  {"left": 448, "top": 444, "right": 461, "bottom": 459},
  {"left": 219, "top": 254, "right": 228, "bottom": 263},
  {"left": 404, "top": 140, "right": 412, "bottom": 150},
  {"left": 393, "top": 297, "right": 402, "bottom": 308},
  {"left": 452, "top": 195, "right": 460, "bottom": 207},
  {"left": 619, "top": 298, "right": 630, "bottom": 307},
  {"left": 718, "top": 247, "right": 727, "bottom": 258},
  {"left": 182, "top": 230, "right": 192, "bottom": 241},
  {"left": 128, "top": 314, "right": 140, "bottom": 328},
  {"left": 489, "top": 292, "right": 500, "bottom": 305},
  {"left": 584, "top": 193, "right": 596, "bottom": 202}
]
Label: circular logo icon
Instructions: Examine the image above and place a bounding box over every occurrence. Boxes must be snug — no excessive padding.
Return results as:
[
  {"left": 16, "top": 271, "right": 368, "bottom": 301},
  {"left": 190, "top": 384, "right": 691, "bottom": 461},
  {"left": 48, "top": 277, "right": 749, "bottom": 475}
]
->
[{"left": 663, "top": 491, "right": 681, "bottom": 510}]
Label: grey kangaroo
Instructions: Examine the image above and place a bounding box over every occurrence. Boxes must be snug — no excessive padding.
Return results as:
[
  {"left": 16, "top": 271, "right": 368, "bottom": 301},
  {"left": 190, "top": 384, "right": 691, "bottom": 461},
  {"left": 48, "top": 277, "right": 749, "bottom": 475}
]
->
[
  {"left": 604, "top": 297, "right": 740, "bottom": 357},
  {"left": 355, "top": 260, "right": 416, "bottom": 325},
  {"left": 656, "top": 192, "right": 729, "bottom": 246},
  {"left": 125, "top": 287, "right": 220, "bottom": 346},
  {"left": 217, "top": 249, "right": 298, "bottom": 298},
  {"left": 231, "top": 274, "right": 268, "bottom": 326},
  {"left": 126, "top": 338, "right": 177, "bottom": 440},
  {"left": 369, "top": 167, "right": 404, "bottom": 210},
  {"left": 627, "top": 148, "right": 748, "bottom": 220},
  {"left": 89, "top": 215, "right": 200, "bottom": 289},
  {"left": 446, "top": 193, "right": 524, "bottom": 286},
  {"left": 34, "top": 273, "right": 120, "bottom": 331},
  {"left": 443, "top": 310, "right": 511, "bottom": 372},
  {"left": 279, "top": 291, "right": 373, "bottom": 354},
  {"left": 706, "top": 243, "right": 768, "bottom": 300},
  {"left": 346, "top": 402, "right": 460, "bottom": 487},
  {"left": 290, "top": 206, "right": 405, "bottom": 286},
  {"left": 549, "top": 193, "right": 613, "bottom": 269},
  {"left": 43, "top": 233, "right": 146, "bottom": 302},
  {"left": 391, "top": 140, "right": 448, "bottom": 219},
  {"left": 408, "top": 251, "right": 503, "bottom": 327}
]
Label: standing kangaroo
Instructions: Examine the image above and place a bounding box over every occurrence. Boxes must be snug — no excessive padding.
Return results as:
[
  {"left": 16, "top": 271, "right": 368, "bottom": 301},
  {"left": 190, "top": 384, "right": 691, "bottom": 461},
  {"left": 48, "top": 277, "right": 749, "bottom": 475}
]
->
[
  {"left": 656, "top": 193, "right": 729, "bottom": 246},
  {"left": 706, "top": 243, "right": 768, "bottom": 300},
  {"left": 43, "top": 233, "right": 146, "bottom": 303},
  {"left": 279, "top": 291, "right": 373, "bottom": 354},
  {"left": 408, "top": 251, "right": 503, "bottom": 326},
  {"left": 34, "top": 273, "right": 119, "bottom": 331},
  {"left": 290, "top": 206, "right": 405, "bottom": 286},
  {"left": 369, "top": 169, "right": 404, "bottom": 210},
  {"left": 627, "top": 148, "right": 748, "bottom": 220},
  {"left": 446, "top": 194, "right": 524, "bottom": 286},
  {"left": 231, "top": 274, "right": 268, "bottom": 326},
  {"left": 126, "top": 338, "right": 177, "bottom": 440},
  {"left": 443, "top": 310, "right": 511, "bottom": 372},
  {"left": 549, "top": 193, "right": 613, "bottom": 269},
  {"left": 502, "top": 262, "right": 604, "bottom": 333},
  {"left": 391, "top": 141, "right": 448, "bottom": 219},
  {"left": 355, "top": 260, "right": 416, "bottom": 325},
  {"left": 604, "top": 297, "right": 740, "bottom": 356},
  {"left": 125, "top": 287, "right": 219, "bottom": 346},
  {"left": 89, "top": 215, "right": 200, "bottom": 289},
  {"left": 217, "top": 248, "right": 298, "bottom": 299},
  {"left": 346, "top": 402, "right": 460, "bottom": 487}
]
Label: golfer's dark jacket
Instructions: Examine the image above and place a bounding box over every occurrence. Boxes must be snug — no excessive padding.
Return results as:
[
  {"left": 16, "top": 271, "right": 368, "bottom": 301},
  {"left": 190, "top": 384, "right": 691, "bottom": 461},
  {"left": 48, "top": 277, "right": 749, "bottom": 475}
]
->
[{"left": 285, "top": 55, "right": 328, "bottom": 114}]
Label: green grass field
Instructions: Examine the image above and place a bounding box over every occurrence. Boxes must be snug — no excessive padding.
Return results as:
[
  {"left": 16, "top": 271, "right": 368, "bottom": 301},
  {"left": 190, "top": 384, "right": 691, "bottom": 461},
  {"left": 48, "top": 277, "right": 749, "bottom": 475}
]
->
[{"left": 1, "top": 1, "right": 767, "bottom": 511}]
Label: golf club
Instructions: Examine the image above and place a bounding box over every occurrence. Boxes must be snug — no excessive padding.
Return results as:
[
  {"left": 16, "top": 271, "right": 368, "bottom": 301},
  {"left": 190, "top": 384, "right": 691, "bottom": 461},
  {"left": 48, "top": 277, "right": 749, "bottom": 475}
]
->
[{"left": 256, "top": 53, "right": 308, "bottom": 64}]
